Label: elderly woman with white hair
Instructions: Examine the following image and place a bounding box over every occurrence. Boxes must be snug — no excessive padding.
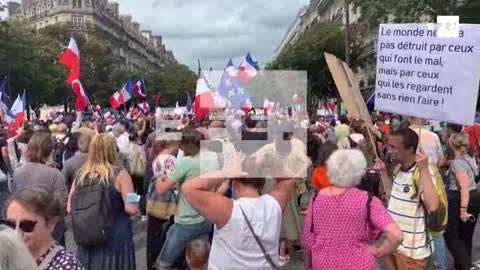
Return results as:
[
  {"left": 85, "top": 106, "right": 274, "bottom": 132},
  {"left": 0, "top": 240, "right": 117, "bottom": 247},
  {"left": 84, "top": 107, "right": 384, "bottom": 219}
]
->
[
  {"left": 302, "top": 149, "right": 403, "bottom": 270},
  {"left": 0, "top": 225, "right": 38, "bottom": 270}
]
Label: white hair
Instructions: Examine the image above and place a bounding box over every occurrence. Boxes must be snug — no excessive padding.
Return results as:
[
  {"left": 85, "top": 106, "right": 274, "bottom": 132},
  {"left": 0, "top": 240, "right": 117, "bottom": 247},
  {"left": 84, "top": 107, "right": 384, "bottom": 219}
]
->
[
  {"left": 0, "top": 226, "right": 38, "bottom": 270},
  {"left": 112, "top": 123, "right": 126, "bottom": 138},
  {"left": 326, "top": 149, "right": 367, "bottom": 188}
]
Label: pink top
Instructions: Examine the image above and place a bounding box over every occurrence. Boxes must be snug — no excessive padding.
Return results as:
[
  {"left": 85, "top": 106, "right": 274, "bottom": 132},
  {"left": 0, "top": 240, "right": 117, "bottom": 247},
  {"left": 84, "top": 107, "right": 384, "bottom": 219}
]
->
[{"left": 302, "top": 188, "right": 392, "bottom": 270}]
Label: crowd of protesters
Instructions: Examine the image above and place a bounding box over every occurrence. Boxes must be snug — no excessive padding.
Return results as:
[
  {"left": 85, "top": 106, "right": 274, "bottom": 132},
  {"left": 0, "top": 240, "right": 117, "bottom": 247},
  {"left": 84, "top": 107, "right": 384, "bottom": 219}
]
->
[{"left": 0, "top": 107, "right": 479, "bottom": 270}]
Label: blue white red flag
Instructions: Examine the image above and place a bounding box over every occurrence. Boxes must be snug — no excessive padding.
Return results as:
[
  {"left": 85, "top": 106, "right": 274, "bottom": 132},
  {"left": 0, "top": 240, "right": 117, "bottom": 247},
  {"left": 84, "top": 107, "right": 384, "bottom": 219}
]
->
[
  {"left": 194, "top": 71, "right": 214, "bottom": 121},
  {"left": 133, "top": 77, "right": 147, "bottom": 98},
  {"left": 109, "top": 91, "right": 124, "bottom": 110},
  {"left": 120, "top": 80, "right": 134, "bottom": 103},
  {"left": 225, "top": 58, "right": 237, "bottom": 78},
  {"left": 138, "top": 101, "right": 150, "bottom": 114},
  {"left": 8, "top": 91, "right": 26, "bottom": 135},
  {"left": 238, "top": 53, "right": 257, "bottom": 83}
]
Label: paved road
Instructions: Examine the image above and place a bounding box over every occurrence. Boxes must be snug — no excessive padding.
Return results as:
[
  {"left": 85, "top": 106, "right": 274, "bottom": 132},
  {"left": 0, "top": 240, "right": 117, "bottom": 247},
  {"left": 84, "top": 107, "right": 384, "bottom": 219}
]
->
[{"left": 66, "top": 217, "right": 480, "bottom": 270}]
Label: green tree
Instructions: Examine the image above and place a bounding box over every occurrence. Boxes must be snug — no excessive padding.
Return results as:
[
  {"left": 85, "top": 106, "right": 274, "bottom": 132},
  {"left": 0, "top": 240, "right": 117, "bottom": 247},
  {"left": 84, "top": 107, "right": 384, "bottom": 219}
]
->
[
  {"left": 266, "top": 21, "right": 345, "bottom": 107},
  {"left": 0, "top": 21, "right": 196, "bottom": 109},
  {"left": 146, "top": 63, "right": 196, "bottom": 106},
  {"left": 351, "top": 0, "right": 480, "bottom": 28}
]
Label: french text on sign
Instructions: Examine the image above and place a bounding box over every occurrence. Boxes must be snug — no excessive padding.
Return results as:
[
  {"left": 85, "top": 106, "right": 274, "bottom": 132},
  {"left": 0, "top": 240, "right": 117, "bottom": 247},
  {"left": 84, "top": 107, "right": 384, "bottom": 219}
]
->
[{"left": 375, "top": 24, "right": 480, "bottom": 125}]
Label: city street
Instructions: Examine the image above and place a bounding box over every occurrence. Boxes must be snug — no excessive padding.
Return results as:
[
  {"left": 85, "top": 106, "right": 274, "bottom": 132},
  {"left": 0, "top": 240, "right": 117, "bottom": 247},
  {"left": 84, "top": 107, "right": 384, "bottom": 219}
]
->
[{"left": 65, "top": 215, "right": 480, "bottom": 270}]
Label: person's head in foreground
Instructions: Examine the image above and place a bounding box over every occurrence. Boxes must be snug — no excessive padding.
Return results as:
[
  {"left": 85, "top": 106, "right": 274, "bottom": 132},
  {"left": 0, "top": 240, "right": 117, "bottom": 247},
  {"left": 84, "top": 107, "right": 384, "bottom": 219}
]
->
[
  {"left": 186, "top": 239, "right": 210, "bottom": 270},
  {"left": 327, "top": 149, "right": 367, "bottom": 188},
  {"left": 303, "top": 149, "right": 404, "bottom": 270},
  {"left": 387, "top": 128, "right": 419, "bottom": 165},
  {"left": 0, "top": 225, "right": 38, "bottom": 270},
  {"left": 4, "top": 189, "right": 63, "bottom": 259}
]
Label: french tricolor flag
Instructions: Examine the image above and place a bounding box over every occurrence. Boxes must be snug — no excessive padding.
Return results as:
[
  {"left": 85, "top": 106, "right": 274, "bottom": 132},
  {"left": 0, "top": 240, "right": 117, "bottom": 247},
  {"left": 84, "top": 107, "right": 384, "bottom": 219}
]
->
[
  {"left": 120, "top": 80, "right": 134, "bottom": 103},
  {"left": 138, "top": 101, "right": 150, "bottom": 114},
  {"left": 133, "top": 77, "right": 146, "bottom": 98},
  {"left": 238, "top": 53, "right": 257, "bottom": 83},
  {"left": 59, "top": 37, "right": 89, "bottom": 112},
  {"left": 194, "top": 71, "right": 214, "bottom": 121},
  {"left": 71, "top": 80, "right": 90, "bottom": 112},
  {"left": 109, "top": 91, "right": 124, "bottom": 110},
  {"left": 225, "top": 58, "right": 237, "bottom": 78},
  {"left": 8, "top": 92, "right": 26, "bottom": 136}
]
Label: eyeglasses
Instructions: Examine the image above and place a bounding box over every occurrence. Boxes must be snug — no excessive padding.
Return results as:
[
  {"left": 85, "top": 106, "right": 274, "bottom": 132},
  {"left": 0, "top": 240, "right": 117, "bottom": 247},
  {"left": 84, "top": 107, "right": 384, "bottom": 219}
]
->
[{"left": 0, "top": 219, "right": 38, "bottom": 233}]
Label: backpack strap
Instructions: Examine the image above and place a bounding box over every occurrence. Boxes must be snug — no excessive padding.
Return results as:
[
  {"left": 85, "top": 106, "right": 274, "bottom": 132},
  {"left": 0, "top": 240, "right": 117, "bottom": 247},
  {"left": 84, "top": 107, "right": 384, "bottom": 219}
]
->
[
  {"left": 392, "top": 164, "right": 402, "bottom": 178},
  {"left": 310, "top": 191, "right": 318, "bottom": 233},
  {"left": 366, "top": 192, "right": 373, "bottom": 231},
  {"left": 238, "top": 205, "right": 280, "bottom": 270}
]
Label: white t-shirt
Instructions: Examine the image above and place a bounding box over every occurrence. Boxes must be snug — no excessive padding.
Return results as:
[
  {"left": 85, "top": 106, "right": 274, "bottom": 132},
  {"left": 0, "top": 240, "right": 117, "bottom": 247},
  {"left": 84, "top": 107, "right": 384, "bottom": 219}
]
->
[
  {"left": 208, "top": 195, "right": 282, "bottom": 270},
  {"left": 387, "top": 166, "right": 435, "bottom": 260}
]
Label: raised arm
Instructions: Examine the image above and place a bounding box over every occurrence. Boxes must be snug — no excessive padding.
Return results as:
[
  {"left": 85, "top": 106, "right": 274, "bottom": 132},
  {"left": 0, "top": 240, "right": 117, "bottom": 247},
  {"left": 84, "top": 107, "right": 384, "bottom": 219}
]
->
[
  {"left": 182, "top": 172, "right": 233, "bottom": 228},
  {"left": 417, "top": 148, "right": 439, "bottom": 213}
]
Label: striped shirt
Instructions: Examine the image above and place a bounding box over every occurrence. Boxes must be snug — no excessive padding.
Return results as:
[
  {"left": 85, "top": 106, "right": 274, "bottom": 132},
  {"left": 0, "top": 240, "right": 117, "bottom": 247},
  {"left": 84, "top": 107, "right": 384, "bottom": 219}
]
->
[{"left": 387, "top": 166, "right": 435, "bottom": 260}]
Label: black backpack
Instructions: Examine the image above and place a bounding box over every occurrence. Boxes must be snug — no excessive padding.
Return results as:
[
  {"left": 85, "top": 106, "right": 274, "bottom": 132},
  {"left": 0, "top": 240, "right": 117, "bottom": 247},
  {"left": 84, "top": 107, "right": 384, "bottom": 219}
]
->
[{"left": 71, "top": 174, "right": 114, "bottom": 246}]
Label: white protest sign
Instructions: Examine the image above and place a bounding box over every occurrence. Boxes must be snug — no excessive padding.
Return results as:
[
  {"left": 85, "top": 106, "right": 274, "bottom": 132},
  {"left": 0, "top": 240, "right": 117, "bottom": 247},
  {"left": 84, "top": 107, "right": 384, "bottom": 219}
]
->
[{"left": 375, "top": 24, "right": 480, "bottom": 125}]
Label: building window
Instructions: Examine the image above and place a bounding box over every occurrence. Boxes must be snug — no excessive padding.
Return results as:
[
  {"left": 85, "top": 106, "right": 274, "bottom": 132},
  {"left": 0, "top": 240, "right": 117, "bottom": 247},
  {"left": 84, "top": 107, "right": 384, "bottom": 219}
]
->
[
  {"left": 72, "top": 15, "right": 84, "bottom": 28},
  {"left": 73, "top": 0, "right": 82, "bottom": 8}
]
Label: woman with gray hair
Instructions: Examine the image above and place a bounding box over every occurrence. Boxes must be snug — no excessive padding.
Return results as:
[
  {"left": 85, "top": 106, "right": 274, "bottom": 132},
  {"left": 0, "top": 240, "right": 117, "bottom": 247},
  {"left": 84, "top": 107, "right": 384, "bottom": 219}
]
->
[
  {"left": 302, "top": 149, "right": 403, "bottom": 270},
  {"left": 0, "top": 225, "right": 38, "bottom": 270}
]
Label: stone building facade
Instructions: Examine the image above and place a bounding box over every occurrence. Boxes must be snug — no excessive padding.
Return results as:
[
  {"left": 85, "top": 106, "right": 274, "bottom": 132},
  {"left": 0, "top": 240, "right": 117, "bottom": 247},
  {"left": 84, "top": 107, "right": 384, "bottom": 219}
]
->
[
  {"left": 274, "top": 0, "right": 375, "bottom": 98},
  {"left": 8, "top": 0, "right": 177, "bottom": 72}
]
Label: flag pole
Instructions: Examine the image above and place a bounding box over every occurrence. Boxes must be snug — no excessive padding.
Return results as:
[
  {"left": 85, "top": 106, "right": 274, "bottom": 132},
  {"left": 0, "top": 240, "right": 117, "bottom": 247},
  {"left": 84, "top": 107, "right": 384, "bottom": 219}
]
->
[
  {"left": 197, "top": 58, "right": 202, "bottom": 77},
  {"left": 142, "top": 76, "right": 147, "bottom": 99}
]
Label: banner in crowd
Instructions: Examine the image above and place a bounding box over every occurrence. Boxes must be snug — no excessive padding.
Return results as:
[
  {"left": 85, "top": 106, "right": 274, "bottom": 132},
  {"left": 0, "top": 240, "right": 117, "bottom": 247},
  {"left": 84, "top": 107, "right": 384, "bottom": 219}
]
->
[
  {"left": 375, "top": 23, "right": 480, "bottom": 125},
  {"left": 324, "top": 53, "right": 372, "bottom": 124}
]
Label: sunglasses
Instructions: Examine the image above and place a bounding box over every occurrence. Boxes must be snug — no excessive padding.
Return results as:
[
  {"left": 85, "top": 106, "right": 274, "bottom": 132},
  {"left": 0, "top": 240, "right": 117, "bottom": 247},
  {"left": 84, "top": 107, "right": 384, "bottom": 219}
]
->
[{"left": 1, "top": 219, "right": 38, "bottom": 233}]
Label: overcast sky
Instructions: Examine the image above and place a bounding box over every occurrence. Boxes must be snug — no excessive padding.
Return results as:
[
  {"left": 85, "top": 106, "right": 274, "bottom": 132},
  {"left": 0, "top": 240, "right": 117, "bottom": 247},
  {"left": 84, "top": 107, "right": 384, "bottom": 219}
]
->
[{"left": 114, "top": 0, "right": 309, "bottom": 71}]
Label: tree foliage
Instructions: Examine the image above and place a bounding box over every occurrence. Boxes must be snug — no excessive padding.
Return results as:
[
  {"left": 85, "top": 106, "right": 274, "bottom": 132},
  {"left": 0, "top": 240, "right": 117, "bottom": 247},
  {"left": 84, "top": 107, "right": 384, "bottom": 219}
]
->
[
  {"left": 266, "top": 21, "right": 346, "bottom": 106},
  {"left": 146, "top": 63, "right": 196, "bottom": 107},
  {"left": 351, "top": 0, "right": 480, "bottom": 29},
  {"left": 0, "top": 22, "right": 195, "bottom": 109}
]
